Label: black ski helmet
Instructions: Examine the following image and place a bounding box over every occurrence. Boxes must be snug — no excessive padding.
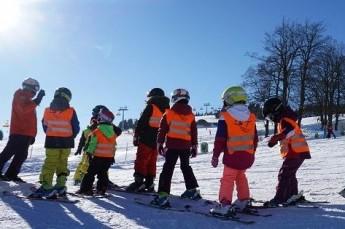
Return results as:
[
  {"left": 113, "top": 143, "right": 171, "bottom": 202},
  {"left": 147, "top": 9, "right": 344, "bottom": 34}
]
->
[
  {"left": 147, "top": 88, "right": 165, "bottom": 97},
  {"left": 54, "top": 87, "right": 72, "bottom": 102},
  {"left": 92, "top": 105, "right": 109, "bottom": 118},
  {"left": 262, "top": 97, "right": 284, "bottom": 122}
]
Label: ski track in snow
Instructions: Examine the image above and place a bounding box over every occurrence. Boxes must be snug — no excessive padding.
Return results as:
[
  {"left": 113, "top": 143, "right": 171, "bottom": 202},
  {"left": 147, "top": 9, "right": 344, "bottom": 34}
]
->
[{"left": 1, "top": 117, "right": 345, "bottom": 228}]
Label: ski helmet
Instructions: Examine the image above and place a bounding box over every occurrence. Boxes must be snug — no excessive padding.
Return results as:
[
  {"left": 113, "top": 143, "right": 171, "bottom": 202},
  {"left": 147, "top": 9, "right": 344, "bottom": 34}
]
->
[
  {"left": 171, "top": 88, "right": 190, "bottom": 104},
  {"left": 147, "top": 88, "right": 165, "bottom": 97},
  {"left": 97, "top": 108, "right": 114, "bottom": 123},
  {"left": 262, "top": 97, "right": 284, "bottom": 122},
  {"left": 22, "top": 77, "right": 40, "bottom": 94},
  {"left": 221, "top": 86, "right": 247, "bottom": 106},
  {"left": 92, "top": 105, "right": 109, "bottom": 118},
  {"left": 54, "top": 87, "right": 72, "bottom": 102}
]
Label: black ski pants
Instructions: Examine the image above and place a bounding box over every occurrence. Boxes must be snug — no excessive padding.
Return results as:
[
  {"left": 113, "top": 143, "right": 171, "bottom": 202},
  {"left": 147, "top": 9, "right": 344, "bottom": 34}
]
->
[
  {"left": 158, "top": 149, "right": 199, "bottom": 194},
  {"left": 274, "top": 158, "right": 304, "bottom": 203},
  {"left": 0, "top": 134, "right": 33, "bottom": 178},
  {"left": 80, "top": 157, "right": 113, "bottom": 192}
]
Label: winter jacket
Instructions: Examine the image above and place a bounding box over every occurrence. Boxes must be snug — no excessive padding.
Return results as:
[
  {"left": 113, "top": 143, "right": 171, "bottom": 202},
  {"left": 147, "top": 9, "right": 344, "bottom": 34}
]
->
[
  {"left": 213, "top": 105, "right": 258, "bottom": 170},
  {"left": 86, "top": 123, "right": 117, "bottom": 158},
  {"left": 77, "top": 124, "right": 122, "bottom": 154},
  {"left": 157, "top": 102, "right": 197, "bottom": 150},
  {"left": 135, "top": 96, "right": 170, "bottom": 148},
  {"left": 10, "top": 89, "right": 38, "bottom": 137},
  {"left": 42, "top": 98, "right": 80, "bottom": 148},
  {"left": 277, "top": 107, "right": 311, "bottom": 159}
]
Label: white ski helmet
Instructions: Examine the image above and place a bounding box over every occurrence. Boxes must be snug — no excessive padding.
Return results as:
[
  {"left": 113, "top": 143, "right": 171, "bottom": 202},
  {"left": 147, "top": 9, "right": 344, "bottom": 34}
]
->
[
  {"left": 171, "top": 88, "right": 190, "bottom": 104},
  {"left": 22, "top": 77, "right": 40, "bottom": 94}
]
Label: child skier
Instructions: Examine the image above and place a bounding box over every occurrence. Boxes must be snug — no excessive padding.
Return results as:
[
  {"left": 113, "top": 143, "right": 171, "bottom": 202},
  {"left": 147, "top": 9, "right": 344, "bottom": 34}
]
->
[
  {"left": 262, "top": 97, "right": 311, "bottom": 207},
  {"left": 151, "top": 88, "right": 200, "bottom": 207},
  {"left": 32, "top": 87, "right": 79, "bottom": 198},
  {"left": 210, "top": 86, "right": 258, "bottom": 216},
  {"left": 73, "top": 105, "right": 122, "bottom": 185},
  {"left": 77, "top": 108, "right": 118, "bottom": 195},
  {"left": 0, "top": 78, "right": 45, "bottom": 182},
  {"left": 126, "top": 88, "right": 170, "bottom": 192},
  {"left": 327, "top": 123, "right": 336, "bottom": 139},
  {"left": 73, "top": 117, "right": 98, "bottom": 185}
]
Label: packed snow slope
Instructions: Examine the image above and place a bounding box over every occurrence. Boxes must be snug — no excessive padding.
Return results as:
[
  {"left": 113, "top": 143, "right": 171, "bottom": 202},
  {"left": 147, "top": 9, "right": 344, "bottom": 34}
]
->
[{"left": 1, "top": 117, "right": 345, "bottom": 229}]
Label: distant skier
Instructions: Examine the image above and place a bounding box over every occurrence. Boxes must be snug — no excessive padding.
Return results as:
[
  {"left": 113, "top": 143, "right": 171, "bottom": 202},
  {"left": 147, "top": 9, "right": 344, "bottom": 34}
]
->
[
  {"left": 262, "top": 97, "right": 311, "bottom": 207},
  {"left": 327, "top": 123, "right": 336, "bottom": 139},
  {"left": 31, "top": 87, "right": 80, "bottom": 198},
  {"left": 151, "top": 88, "right": 200, "bottom": 207},
  {"left": 0, "top": 78, "right": 45, "bottom": 182},
  {"left": 76, "top": 108, "right": 118, "bottom": 196},
  {"left": 209, "top": 86, "right": 258, "bottom": 216},
  {"left": 126, "top": 88, "right": 169, "bottom": 192}
]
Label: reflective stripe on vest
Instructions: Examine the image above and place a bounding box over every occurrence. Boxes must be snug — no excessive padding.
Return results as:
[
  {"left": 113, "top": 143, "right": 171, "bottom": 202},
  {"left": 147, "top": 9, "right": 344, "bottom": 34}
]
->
[
  {"left": 43, "top": 108, "right": 74, "bottom": 137},
  {"left": 93, "top": 129, "right": 117, "bottom": 158},
  {"left": 278, "top": 117, "right": 310, "bottom": 157},
  {"left": 166, "top": 109, "right": 194, "bottom": 141},
  {"left": 149, "top": 104, "right": 164, "bottom": 128},
  {"left": 221, "top": 111, "right": 256, "bottom": 155}
]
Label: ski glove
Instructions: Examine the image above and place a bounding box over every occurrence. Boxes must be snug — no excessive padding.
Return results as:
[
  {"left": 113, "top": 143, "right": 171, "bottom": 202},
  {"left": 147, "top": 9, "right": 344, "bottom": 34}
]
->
[
  {"left": 268, "top": 133, "right": 285, "bottom": 148},
  {"left": 190, "top": 145, "right": 197, "bottom": 158},
  {"left": 211, "top": 156, "right": 218, "bottom": 168},
  {"left": 33, "top": 89, "right": 45, "bottom": 105},
  {"left": 133, "top": 136, "right": 139, "bottom": 147},
  {"left": 74, "top": 149, "right": 82, "bottom": 156},
  {"left": 157, "top": 143, "right": 166, "bottom": 157}
]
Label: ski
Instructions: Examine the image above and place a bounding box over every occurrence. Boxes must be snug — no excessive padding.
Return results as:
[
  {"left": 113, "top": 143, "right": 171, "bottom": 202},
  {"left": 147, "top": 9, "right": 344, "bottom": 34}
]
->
[
  {"left": 2, "top": 191, "right": 79, "bottom": 204},
  {"left": 108, "top": 186, "right": 156, "bottom": 196},
  {"left": 134, "top": 198, "right": 187, "bottom": 212},
  {"left": 67, "top": 192, "right": 111, "bottom": 199},
  {"left": 190, "top": 210, "right": 256, "bottom": 224},
  {"left": 237, "top": 208, "right": 272, "bottom": 217}
]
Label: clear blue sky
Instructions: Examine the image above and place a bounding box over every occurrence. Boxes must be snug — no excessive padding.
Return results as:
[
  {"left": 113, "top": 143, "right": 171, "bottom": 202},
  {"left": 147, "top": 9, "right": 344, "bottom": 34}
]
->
[{"left": 1, "top": 0, "right": 344, "bottom": 128}]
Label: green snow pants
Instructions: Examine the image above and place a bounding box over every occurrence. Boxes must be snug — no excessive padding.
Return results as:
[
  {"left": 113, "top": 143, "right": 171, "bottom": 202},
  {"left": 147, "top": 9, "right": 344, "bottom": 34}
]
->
[
  {"left": 39, "top": 148, "right": 70, "bottom": 189},
  {"left": 73, "top": 152, "right": 89, "bottom": 182}
]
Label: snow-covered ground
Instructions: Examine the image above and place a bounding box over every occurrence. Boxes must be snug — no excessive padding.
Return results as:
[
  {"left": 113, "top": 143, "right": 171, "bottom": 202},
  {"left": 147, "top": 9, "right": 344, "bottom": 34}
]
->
[{"left": 1, "top": 118, "right": 345, "bottom": 229}]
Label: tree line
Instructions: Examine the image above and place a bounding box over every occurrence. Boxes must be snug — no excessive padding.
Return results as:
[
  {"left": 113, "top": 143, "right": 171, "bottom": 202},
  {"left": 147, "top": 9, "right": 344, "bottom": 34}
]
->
[{"left": 243, "top": 19, "right": 345, "bottom": 132}]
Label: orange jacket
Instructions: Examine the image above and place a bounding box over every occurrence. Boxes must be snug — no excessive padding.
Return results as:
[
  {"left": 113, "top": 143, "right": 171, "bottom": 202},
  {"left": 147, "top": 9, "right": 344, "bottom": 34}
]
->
[
  {"left": 148, "top": 104, "right": 164, "bottom": 128},
  {"left": 10, "top": 89, "right": 37, "bottom": 137},
  {"left": 93, "top": 129, "right": 117, "bottom": 158},
  {"left": 43, "top": 108, "right": 74, "bottom": 137},
  {"left": 165, "top": 109, "right": 194, "bottom": 141},
  {"left": 278, "top": 117, "right": 310, "bottom": 158},
  {"left": 222, "top": 111, "right": 256, "bottom": 155}
]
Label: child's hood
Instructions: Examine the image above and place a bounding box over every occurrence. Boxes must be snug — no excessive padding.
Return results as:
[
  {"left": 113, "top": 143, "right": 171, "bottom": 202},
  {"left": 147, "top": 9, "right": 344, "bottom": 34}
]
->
[
  {"left": 98, "top": 124, "right": 115, "bottom": 138},
  {"left": 226, "top": 104, "right": 250, "bottom": 121}
]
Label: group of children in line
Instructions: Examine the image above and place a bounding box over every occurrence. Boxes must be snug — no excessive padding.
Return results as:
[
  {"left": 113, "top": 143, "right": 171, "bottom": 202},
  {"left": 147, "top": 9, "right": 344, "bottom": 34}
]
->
[{"left": 0, "top": 77, "right": 312, "bottom": 216}]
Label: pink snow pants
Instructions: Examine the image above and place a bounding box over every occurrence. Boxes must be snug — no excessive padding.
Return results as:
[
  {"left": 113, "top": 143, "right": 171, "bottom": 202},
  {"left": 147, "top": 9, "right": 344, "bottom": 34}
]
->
[{"left": 219, "top": 166, "right": 250, "bottom": 204}]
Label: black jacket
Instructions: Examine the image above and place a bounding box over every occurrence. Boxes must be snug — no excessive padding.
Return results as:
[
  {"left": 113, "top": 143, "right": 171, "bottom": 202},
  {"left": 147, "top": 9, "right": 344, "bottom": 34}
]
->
[{"left": 134, "top": 95, "right": 170, "bottom": 148}]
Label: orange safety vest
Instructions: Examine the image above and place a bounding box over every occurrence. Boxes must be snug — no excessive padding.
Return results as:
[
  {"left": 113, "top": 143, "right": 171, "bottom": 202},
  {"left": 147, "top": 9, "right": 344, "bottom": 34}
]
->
[
  {"left": 222, "top": 112, "right": 256, "bottom": 155},
  {"left": 166, "top": 109, "right": 194, "bottom": 141},
  {"left": 93, "top": 129, "right": 117, "bottom": 158},
  {"left": 278, "top": 117, "right": 310, "bottom": 158},
  {"left": 149, "top": 104, "right": 164, "bottom": 128},
  {"left": 43, "top": 108, "right": 74, "bottom": 137}
]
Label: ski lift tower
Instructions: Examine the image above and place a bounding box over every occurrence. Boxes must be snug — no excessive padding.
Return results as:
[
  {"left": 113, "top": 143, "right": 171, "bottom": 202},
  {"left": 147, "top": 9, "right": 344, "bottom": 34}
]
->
[{"left": 118, "top": 106, "right": 128, "bottom": 130}]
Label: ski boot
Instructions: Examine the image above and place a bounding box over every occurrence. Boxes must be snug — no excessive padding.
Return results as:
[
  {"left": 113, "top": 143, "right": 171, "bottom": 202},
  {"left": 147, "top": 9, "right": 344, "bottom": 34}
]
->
[
  {"left": 126, "top": 174, "right": 145, "bottom": 192},
  {"left": 210, "top": 203, "right": 236, "bottom": 217},
  {"left": 181, "top": 188, "right": 202, "bottom": 200},
  {"left": 29, "top": 186, "right": 54, "bottom": 198},
  {"left": 75, "top": 189, "right": 94, "bottom": 196},
  {"left": 263, "top": 198, "right": 280, "bottom": 208},
  {"left": 144, "top": 176, "right": 155, "bottom": 193},
  {"left": 151, "top": 192, "right": 170, "bottom": 208},
  {"left": 233, "top": 199, "right": 251, "bottom": 212},
  {"left": 50, "top": 186, "right": 67, "bottom": 198}
]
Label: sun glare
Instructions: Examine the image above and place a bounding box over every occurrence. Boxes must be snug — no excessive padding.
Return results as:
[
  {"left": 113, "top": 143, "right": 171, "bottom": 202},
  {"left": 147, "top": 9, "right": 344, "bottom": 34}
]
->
[{"left": 0, "top": 1, "right": 22, "bottom": 33}]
